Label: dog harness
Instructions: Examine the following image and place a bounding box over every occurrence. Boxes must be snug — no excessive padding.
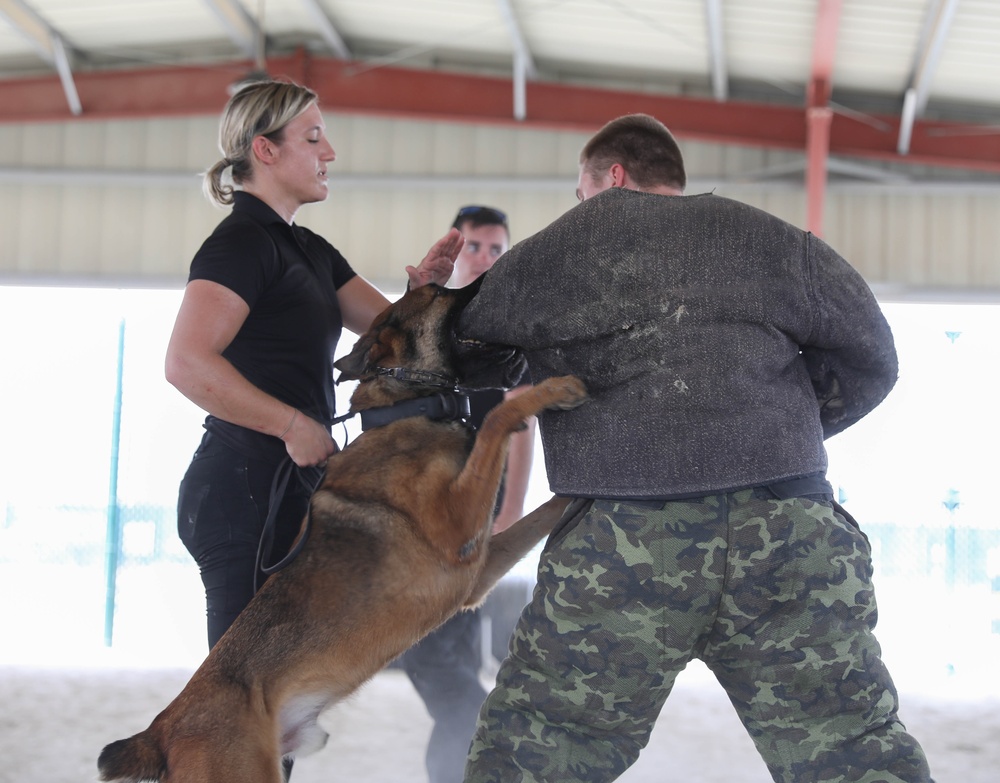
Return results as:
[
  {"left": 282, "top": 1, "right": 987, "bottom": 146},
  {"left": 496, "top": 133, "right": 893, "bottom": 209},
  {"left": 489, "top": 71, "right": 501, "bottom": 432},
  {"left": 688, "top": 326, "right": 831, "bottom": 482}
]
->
[
  {"left": 360, "top": 390, "right": 472, "bottom": 431},
  {"left": 256, "top": 369, "right": 475, "bottom": 586}
]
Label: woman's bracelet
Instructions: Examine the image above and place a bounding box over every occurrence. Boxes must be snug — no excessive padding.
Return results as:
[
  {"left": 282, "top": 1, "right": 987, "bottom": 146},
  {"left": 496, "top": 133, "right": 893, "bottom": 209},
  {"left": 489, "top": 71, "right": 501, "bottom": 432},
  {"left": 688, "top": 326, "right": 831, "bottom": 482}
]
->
[{"left": 278, "top": 408, "right": 298, "bottom": 439}]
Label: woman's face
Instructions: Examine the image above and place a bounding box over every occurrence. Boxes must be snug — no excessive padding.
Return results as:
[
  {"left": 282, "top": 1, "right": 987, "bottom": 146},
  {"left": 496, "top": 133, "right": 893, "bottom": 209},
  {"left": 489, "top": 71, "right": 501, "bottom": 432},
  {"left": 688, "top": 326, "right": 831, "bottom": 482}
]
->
[{"left": 267, "top": 103, "right": 337, "bottom": 207}]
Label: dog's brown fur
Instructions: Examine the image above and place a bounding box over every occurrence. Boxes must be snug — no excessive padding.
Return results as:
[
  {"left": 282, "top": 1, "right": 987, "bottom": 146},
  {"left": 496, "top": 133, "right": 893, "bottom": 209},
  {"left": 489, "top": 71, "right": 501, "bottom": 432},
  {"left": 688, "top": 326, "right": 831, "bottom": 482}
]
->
[{"left": 98, "top": 282, "right": 587, "bottom": 783}]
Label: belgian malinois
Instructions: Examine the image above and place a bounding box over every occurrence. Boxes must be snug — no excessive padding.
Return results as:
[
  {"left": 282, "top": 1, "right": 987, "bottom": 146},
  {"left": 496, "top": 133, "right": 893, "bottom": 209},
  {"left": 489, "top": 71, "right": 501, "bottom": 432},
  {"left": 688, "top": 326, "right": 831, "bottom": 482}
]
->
[{"left": 98, "top": 281, "right": 587, "bottom": 783}]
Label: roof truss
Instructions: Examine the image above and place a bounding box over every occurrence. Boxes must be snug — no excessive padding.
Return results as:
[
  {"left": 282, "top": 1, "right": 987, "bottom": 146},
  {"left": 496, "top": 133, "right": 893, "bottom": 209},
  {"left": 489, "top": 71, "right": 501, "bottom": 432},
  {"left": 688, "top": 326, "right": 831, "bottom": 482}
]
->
[
  {"left": 703, "top": 0, "right": 728, "bottom": 102},
  {"left": 0, "top": 0, "right": 79, "bottom": 114},
  {"left": 898, "top": 0, "right": 960, "bottom": 155},
  {"left": 496, "top": 0, "right": 536, "bottom": 121}
]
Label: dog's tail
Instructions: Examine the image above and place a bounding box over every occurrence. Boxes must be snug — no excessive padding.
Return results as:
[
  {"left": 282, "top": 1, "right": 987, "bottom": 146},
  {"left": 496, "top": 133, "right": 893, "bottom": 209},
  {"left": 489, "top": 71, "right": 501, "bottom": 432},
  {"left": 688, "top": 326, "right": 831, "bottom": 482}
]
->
[{"left": 98, "top": 731, "right": 166, "bottom": 782}]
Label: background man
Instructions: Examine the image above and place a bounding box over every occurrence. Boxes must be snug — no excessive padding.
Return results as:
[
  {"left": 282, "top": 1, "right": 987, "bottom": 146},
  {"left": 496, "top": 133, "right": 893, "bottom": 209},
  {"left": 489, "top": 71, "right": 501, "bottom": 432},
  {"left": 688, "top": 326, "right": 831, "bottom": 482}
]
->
[{"left": 398, "top": 205, "right": 536, "bottom": 783}]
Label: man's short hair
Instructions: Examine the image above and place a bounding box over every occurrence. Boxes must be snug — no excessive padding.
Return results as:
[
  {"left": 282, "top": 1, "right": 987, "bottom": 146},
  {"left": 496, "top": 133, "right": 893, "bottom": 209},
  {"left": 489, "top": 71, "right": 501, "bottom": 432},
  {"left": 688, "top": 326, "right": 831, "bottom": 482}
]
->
[
  {"left": 580, "top": 114, "right": 686, "bottom": 191},
  {"left": 452, "top": 205, "right": 509, "bottom": 235}
]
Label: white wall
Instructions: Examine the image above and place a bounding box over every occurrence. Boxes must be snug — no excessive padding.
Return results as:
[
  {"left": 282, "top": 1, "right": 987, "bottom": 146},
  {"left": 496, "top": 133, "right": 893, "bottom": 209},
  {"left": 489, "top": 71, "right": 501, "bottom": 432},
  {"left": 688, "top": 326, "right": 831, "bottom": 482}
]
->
[{"left": 1, "top": 113, "right": 999, "bottom": 294}]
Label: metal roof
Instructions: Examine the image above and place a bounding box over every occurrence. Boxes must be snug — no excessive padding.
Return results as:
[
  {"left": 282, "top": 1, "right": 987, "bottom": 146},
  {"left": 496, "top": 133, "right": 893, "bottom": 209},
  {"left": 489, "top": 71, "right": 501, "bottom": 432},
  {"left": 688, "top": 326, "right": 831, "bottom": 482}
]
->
[{"left": 0, "top": 0, "right": 998, "bottom": 178}]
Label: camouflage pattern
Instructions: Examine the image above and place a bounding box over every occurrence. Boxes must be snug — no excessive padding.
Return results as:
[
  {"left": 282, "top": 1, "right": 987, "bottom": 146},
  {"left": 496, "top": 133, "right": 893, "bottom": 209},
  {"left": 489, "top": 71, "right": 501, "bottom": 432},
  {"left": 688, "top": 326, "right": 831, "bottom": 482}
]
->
[{"left": 465, "top": 492, "right": 932, "bottom": 782}]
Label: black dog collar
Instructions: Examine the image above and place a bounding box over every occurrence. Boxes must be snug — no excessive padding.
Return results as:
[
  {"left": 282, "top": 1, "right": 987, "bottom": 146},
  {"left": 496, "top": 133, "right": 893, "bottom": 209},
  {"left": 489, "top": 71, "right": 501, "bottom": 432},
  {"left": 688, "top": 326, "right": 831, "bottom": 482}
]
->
[
  {"left": 360, "top": 390, "right": 472, "bottom": 431},
  {"left": 374, "top": 366, "right": 458, "bottom": 389}
]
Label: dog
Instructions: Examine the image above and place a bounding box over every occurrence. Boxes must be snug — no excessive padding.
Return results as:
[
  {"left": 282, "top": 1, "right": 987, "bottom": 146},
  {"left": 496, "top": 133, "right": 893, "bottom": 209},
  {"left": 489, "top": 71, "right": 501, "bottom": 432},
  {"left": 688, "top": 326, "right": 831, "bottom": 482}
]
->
[{"left": 98, "top": 280, "right": 588, "bottom": 783}]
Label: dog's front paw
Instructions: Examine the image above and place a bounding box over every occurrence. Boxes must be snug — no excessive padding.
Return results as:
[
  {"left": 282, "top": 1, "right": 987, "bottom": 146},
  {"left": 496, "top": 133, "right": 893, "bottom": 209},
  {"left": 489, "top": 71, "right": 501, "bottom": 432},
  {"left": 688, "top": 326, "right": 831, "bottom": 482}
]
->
[{"left": 538, "top": 375, "right": 589, "bottom": 411}]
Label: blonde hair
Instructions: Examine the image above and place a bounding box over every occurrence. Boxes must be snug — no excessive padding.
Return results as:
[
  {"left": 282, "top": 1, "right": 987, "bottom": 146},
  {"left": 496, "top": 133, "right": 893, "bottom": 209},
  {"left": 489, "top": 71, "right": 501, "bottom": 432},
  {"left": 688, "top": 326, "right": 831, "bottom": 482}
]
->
[{"left": 202, "top": 79, "right": 319, "bottom": 207}]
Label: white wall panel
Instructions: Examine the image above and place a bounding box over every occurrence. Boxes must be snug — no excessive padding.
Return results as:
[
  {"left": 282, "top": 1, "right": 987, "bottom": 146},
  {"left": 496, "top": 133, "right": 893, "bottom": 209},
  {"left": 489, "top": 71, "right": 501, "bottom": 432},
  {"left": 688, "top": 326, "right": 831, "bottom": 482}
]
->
[
  {"left": 57, "top": 186, "right": 105, "bottom": 277},
  {"left": 827, "top": 192, "right": 892, "bottom": 283},
  {"left": 1, "top": 114, "right": 998, "bottom": 298},
  {"left": 969, "top": 197, "right": 1000, "bottom": 288},
  {"left": 14, "top": 123, "right": 65, "bottom": 167}
]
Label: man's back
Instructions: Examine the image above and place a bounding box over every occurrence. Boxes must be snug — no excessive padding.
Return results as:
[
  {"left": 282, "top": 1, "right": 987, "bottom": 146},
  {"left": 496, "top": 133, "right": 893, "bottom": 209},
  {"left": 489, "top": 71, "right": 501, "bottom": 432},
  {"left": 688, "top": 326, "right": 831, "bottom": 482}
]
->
[{"left": 460, "top": 188, "right": 897, "bottom": 499}]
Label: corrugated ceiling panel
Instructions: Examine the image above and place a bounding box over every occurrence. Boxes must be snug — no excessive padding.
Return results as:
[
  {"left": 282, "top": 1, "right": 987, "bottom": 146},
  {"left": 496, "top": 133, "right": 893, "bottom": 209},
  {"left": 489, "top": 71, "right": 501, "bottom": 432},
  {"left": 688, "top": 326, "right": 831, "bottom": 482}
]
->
[
  {"left": 20, "top": 0, "right": 228, "bottom": 52},
  {"left": 932, "top": 0, "right": 1000, "bottom": 106},
  {"left": 836, "top": 0, "right": 923, "bottom": 94},
  {"left": 0, "top": 20, "right": 35, "bottom": 60},
  {"left": 2, "top": 0, "right": 998, "bottom": 132},
  {"left": 325, "top": 0, "right": 511, "bottom": 58},
  {"left": 724, "top": 0, "right": 816, "bottom": 87},
  {"left": 519, "top": 0, "right": 708, "bottom": 78}
]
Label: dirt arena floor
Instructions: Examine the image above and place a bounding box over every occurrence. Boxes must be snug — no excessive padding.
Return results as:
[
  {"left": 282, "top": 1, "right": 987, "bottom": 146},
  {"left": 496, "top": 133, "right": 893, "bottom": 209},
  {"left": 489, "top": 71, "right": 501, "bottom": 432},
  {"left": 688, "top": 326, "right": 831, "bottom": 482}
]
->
[
  {"left": 3, "top": 556, "right": 996, "bottom": 782},
  {"left": 1, "top": 651, "right": 996, "bottom": 783}
]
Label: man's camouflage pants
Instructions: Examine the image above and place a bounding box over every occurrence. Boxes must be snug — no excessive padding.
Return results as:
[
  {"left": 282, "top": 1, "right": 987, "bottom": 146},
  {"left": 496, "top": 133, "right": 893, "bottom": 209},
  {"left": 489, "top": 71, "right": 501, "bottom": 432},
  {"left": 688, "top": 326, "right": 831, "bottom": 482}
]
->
[{"left": 465, "top": 490, "right": 933, "bottom": 782}]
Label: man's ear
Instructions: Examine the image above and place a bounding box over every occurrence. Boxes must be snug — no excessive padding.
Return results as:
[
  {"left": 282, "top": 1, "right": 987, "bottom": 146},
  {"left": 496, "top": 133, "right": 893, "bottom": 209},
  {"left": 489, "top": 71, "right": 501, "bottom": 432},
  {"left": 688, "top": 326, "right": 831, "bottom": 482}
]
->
[{"left": 608, "top": 162, "right": 628, "bottom": 188}]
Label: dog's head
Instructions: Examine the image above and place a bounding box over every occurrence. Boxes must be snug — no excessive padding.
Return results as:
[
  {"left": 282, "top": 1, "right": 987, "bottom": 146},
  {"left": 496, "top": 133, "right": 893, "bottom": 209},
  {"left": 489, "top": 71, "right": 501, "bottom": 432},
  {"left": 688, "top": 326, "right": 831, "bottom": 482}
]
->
[
  {"left": 335, "top": 280, "right": 499, "bottom": 406},
  {"left": 335, "top": 278, "right": 526, "bottom": 409}
]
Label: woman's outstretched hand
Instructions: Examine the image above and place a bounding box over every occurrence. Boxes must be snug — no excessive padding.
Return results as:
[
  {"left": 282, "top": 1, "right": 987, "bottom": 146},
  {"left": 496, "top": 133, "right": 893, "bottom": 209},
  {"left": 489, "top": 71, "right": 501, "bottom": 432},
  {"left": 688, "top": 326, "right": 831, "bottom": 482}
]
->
[{"left": 406, "top": 228, "right": 465, "bottom": 288}]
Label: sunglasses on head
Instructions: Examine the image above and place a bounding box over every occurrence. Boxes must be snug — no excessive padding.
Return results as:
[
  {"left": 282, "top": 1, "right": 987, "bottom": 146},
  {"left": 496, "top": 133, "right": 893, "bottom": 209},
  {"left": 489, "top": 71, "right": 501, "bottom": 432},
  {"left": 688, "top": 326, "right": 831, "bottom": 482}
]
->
[{"left": 453, "top": 205, "right": 508, "bottom": 227}]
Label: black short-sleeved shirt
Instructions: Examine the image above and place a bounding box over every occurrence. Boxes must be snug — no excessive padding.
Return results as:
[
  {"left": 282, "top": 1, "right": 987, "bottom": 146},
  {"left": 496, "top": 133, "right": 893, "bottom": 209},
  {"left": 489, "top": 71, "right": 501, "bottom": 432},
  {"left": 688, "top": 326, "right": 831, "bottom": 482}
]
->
[{"left": 189, "top": 191, "right": 356, "bottom": 426}]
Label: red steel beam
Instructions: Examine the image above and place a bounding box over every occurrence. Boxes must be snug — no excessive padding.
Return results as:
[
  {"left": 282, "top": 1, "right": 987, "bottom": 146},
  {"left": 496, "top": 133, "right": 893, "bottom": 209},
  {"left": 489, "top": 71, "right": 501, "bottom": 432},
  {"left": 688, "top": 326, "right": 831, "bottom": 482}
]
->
[
  {"left": 0, "top": 51, "right": 998, "bottom": 173},
  {"left": 806, "top": 0, "right": 843, "bottom": 237}
]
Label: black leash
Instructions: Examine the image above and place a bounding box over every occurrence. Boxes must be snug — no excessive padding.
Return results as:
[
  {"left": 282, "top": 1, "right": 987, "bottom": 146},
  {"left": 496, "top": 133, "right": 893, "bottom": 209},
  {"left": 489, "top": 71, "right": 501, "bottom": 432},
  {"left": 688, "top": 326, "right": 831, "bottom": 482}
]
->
[
  {"left": 253, "top": 366, "right": 470, "bottom": 589},
  {"left": 254, "top": 456, "right": 325, "bottom": 592}
]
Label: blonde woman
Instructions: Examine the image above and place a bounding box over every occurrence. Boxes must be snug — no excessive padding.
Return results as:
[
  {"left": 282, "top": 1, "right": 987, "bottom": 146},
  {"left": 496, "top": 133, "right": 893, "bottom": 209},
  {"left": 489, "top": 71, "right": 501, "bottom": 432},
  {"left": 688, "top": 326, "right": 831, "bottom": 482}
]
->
[{"left": 166, "top": 80, "right": 461, "bottom": 657}]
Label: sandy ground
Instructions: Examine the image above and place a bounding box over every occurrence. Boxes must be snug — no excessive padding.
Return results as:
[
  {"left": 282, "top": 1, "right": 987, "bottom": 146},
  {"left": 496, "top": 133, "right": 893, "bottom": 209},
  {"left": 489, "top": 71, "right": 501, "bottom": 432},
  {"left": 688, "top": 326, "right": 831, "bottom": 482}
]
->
[
  {"left": 2, "top": 558, "right": 997, "bottom": 782},
  {"left": 1, "top": 652, "right": 996, "bottom": 783}
]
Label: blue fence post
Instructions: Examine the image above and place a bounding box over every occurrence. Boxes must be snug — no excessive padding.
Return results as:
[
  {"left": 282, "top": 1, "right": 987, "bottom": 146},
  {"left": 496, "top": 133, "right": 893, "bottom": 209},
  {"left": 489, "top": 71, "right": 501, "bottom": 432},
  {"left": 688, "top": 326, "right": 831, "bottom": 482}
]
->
[
  {"left": 943, "top": 487, "right": 960, "bottom": 588},
  {"left": 103, "top": 318, "right": 126, "bottom": 647}
]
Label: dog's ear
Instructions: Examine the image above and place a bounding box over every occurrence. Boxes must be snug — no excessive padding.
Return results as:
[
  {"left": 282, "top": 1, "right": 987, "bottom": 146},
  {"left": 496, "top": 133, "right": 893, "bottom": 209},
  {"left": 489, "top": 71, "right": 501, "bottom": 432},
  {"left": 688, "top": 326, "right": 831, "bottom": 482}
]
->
[{"left": 335, "top": 333, "right": 387, "bottom": 381}]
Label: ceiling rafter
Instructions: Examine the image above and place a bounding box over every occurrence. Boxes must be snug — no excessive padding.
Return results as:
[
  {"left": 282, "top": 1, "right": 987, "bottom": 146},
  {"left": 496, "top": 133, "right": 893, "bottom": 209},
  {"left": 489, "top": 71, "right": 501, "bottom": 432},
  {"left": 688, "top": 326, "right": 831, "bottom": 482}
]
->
[
  {"left": 0, "top": 0, "right": 79, "bottom": 114},
  {"left": 495, "top": 0, "right": 537, "bottom": 121},
  {"left": 0, "top": 52, "right": 996, "bottom": 173},
  {"left": 805, "top": 0, "right": 843, "bottom": 237},
  {"left": 703, "top": 0, "right": 728, "bottom": 101},
  {"left": 898, "top": 0, "right": 960, "bottom": 155},
  {"left": 298, "top": 0, "right": 350, "bottom": 59}
]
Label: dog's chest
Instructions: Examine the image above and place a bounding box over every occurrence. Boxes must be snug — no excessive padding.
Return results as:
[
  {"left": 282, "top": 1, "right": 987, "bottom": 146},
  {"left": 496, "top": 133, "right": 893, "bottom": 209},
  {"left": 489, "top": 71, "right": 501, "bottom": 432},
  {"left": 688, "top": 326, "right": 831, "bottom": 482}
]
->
[{"left": 333, "top": 422, "right": 472, "bottom": 480}]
